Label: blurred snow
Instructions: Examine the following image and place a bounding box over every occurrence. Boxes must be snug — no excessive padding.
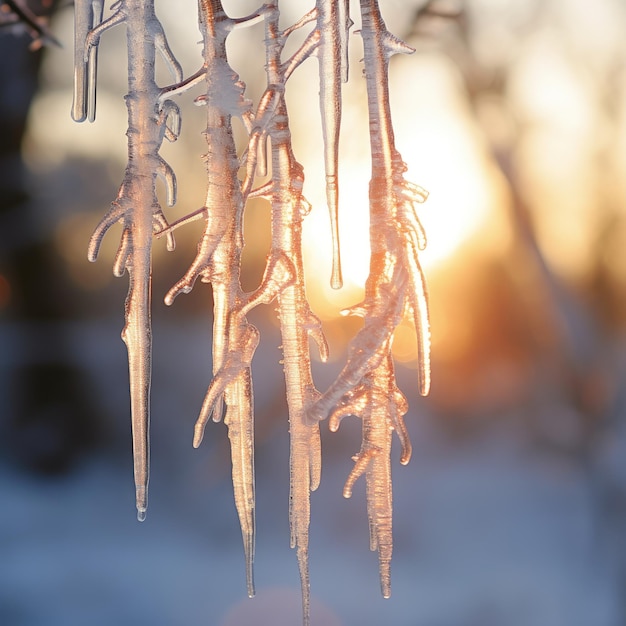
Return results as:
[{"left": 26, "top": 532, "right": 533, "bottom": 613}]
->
[{"left": 0, "top": 320, "right": 623, "bottom": 626}]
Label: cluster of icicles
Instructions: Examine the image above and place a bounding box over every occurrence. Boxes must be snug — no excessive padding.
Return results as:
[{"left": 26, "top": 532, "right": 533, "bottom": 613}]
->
[{"left": 72, "top": 0, "right": 430, "bottom": 623}]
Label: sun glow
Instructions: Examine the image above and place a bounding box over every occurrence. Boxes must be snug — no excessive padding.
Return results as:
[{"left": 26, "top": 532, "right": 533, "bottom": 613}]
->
[{"left": 302, "top": 63, "right": 498, "bottom": 321}]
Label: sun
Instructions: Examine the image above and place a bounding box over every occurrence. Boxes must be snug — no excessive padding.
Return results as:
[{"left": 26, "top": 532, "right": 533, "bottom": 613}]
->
[
  {"left": 296, "top": 53, "right": 511, "bottom": 334},
  {"left": 302, "top": 121, "right": 496, "bottom": 321}
]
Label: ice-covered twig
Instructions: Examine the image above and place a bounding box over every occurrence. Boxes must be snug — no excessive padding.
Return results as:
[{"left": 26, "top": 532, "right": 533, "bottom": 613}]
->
[
  {"left": 241, "top": 252, "right": 296, "bottom": 314},
  {"left": 250, "top": 7, "right": 329, "bottom": 625},
  {"left": 158, "top": 99, "right": 182, "bottom": 143},
  {"left": 158, "top": 65, "right": 207, "bottom": 102},
  {"left": 281, "top": 30, "right": 320, "bottom": 81},
  {"left": 240, "top": 83, "right": 283, "bottom": 200},
  {"left": 153, "top": 19, "right": 183, "bottom": 82},
  {"left": 307, "top": 0, "right": 430, "bottom": 598},
  {"left": 3, "top": 0, "right": 61, "bottom": 48},
  {"left": 307, "top": 273, "right": 406, "bottom": 424},
  {"left": 327, "top": 351, "right": 408, "bottom": 598},
  {"left": 78, "top": 0, "right": 183, "bottom": 522},
  {"left": 194, "top": 324, "right": 260, "bottom": 444},
  {"left": 165, "top": 0, "right": 266, "bottom": 598},
  {"left": 83, "top": 9, "right": 125, "bottom": 58}
]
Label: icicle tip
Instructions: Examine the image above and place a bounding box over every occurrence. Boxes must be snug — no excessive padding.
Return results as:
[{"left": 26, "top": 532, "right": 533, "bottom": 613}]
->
[
  {"left": 136, "top": 485, "right": 148, "bottom": 521},
  {"left": 192, "top": 423, "right": 206, "bottom": 448}
]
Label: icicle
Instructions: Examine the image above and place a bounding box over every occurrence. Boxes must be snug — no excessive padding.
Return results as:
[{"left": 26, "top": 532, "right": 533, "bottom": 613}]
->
[
  {"left": 404, "top": 240, "right": 431, "bottom": 396},
  {"left": 316, "top": 0, "right": 346, "bottom": 290},
  {"left": 224, "top": 377, "right": 256, "bottom": 598},
  {"left": 72, "top": 0, "right": 104, "bottom": 122},
  {"left": 165, "top": 0, "right": 264, "bottom": 598},
  {"left": 365, "top": 399, "right": 394, "bottom": 599},
  {"left": 307, "top": 0, "right": 431, "bottom": 603},
  {"left": 122, "top": 255, "right": 152, "bottom": 523},
  {"left": 77, "top": 0, "right": 184, "bottom": 521},
  {"left": 75, "top": 0, "right": 432, "bottom": 617},
  {"left": 277, "top": 1, "right": 347, "bottom": 290},
  {"left": 339, "top": 0, "right": 351, "bottom": 83}
]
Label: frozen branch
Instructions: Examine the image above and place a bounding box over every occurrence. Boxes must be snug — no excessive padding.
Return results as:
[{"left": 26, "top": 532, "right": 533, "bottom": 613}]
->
[
  {"left": 74, "top": 0, "right": 430, "bottom": 619},
  {"left": 165, "top": 0, "right": 266, "bottom": 598},
  {"left": 77, "top": 0, "right": 183, "bottom": 522},
  {"left": 307, "top": 0, "right": 430, "bottom": 599},
  {"left": 257, "top": 8, "right": 329, "bottom": 625}
]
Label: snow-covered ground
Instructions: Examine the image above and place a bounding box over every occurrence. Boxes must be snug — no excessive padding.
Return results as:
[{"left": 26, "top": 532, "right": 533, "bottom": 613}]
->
[{"left": 1, "top": 319, "right": 623, "bottom": 626}]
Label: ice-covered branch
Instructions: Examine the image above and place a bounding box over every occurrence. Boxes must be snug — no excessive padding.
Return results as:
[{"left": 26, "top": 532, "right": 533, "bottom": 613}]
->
[
  {"left": 253, "top": 8, "right": 329, "bottom": 625},
  {"left": 76, "top": 0, "right": 184, "bottom": 522},
  {"left": 74, "top": 0, "right": 431, "bottom": 620},
  {"left": 164, "top": 0, "right": 264, "bottom": 598},
  {"left": 307, "top": 0, "right": 430, "bottom": 599},
  {"left": 158, "top": 66, "right": 207, "bottom": 102}
]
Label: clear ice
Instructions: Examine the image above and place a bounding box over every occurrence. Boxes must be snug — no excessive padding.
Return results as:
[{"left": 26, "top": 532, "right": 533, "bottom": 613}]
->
[{"left": 73, "top": 0, "right": 430, "bottom": 623}]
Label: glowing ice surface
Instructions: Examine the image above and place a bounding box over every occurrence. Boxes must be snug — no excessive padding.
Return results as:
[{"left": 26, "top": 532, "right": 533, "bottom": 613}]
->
[{"left": 73, "top": 1, "right": 429, "bottom": 623}]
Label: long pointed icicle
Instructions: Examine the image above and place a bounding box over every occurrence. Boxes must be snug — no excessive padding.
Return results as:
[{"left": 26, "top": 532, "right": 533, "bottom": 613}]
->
[
  {"left": 265, "top": 8, "right": 325, "bottom": 625},
  {"left": 117, "top": 0, "right": 159, "bottom": 523},
  {"left": 316, "top": 0, "right": 348, "bottom": 289},
  {"left": 79, "top": 0, "right": 180, "bottom": 521},
  {"left": 165, "top": 0, "right": 261, "bottom": 598}
]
